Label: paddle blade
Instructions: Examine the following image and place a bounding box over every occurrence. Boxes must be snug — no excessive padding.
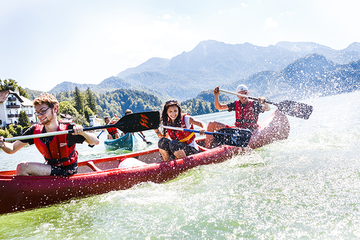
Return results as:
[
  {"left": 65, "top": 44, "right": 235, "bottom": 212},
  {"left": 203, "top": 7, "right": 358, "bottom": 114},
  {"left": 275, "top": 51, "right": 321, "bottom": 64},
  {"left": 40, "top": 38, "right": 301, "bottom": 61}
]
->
[
  {"left": 275, "top": 100, "right": 313, "bottom": 120},
  {"left": 115, "top": 111, "right": 160, "bottom": 132},
  {"left": 213, "top": 128, "right": 252, "bottom": 147}
]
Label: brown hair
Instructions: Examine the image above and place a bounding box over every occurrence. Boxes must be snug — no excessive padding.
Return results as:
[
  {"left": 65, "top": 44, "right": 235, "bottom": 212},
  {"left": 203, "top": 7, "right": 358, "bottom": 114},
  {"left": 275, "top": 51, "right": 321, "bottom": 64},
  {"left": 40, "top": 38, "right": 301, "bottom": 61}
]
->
[
  {"left": 33, "top": 93, "right": 59, "bottom": 108},
  {"left": 161, "top": 99, "right": 182, "bottom": 134}
]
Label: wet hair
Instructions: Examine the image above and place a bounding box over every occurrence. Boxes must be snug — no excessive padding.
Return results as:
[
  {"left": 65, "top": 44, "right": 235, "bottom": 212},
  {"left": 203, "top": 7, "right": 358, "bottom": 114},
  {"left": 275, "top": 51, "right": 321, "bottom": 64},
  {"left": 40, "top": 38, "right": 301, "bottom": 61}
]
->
[
  {"left": 33, "top": 93, "right": 59, "bottom": 108},
  {"left": 161, "top": 100, "right": 182, "bottom": 134}
]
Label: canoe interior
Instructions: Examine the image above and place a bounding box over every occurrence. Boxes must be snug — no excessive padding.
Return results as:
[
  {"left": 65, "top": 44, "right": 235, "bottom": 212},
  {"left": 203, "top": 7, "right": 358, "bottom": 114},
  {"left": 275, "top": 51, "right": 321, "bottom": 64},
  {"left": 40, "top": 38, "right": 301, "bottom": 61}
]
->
[
  {"left": 77, "top": 138, "right": 206, "bottom": 174},
  {"left": 77, "top": 148, "right": 163, "bottom": 174}
]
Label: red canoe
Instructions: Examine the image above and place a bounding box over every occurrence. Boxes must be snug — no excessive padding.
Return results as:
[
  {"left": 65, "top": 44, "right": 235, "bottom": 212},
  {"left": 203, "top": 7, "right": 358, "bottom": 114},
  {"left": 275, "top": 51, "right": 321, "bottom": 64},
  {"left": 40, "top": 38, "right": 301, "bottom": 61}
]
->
[
  {"left": 0, "top": 109, "right": 290, "bottom": 215},
  {"left": 248, "top": 109, "right": 290, "bottom": 149},
  {"left": 0, "top": 143, "right": 249, "bottom": 215}
]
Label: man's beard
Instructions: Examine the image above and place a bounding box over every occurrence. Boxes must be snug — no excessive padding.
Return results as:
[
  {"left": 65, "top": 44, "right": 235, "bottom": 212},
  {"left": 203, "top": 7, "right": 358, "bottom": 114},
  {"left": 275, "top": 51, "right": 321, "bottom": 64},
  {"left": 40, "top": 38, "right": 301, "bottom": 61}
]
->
[{"left": 40, "top": 110, "right": 55, "bottom": 125}]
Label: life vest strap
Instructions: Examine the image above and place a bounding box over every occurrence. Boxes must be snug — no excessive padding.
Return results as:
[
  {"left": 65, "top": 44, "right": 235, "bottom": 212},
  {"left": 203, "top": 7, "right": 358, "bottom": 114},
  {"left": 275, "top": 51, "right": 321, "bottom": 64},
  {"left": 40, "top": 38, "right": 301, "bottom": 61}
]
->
[
  {"left": 179, "top": 132, "right": 195, "bottom": 143},
  {"left": 46, "top": 149, "right": 76, "bottom": 165}
]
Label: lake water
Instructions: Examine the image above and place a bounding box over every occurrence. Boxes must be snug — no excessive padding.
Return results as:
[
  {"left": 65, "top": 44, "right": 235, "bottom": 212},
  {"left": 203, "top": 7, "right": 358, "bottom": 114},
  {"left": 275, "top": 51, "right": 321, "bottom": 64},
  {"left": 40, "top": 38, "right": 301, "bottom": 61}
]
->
[{"left": 1, "top": 91, "right": 360, "bottom": 239}]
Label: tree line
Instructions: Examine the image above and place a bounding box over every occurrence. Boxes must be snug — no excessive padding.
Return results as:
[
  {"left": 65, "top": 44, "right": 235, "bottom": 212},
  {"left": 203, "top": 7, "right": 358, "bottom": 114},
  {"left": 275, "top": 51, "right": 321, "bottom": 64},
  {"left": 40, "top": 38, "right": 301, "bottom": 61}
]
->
[
  {"left": 56, "top": 87, "right": 222, "bottom": 121},
  {"left": 0, "top": 79, "right": 228, "bottom": 138}
]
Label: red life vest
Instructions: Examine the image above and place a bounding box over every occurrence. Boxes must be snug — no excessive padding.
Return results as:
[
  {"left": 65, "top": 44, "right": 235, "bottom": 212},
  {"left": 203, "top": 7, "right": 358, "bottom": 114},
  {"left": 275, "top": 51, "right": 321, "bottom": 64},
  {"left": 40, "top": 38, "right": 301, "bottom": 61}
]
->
[
  {"left": 107, "top": 127, "right": 118, "bottom": 136},
  {"left": 167, "top": 114, "right": 196, "bottom": 145},
  {"left": 33, "top": 122, "right": 78, "bottom": 166},
  {"left": 235, "top": 100, "right": 259, "bottom": 131}
]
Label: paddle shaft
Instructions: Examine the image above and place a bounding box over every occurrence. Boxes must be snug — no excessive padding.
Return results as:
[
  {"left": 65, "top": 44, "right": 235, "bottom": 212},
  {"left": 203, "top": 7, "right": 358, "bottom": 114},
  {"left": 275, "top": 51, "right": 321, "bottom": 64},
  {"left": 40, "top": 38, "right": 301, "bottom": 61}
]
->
[
  {"left": 161, "top": 125, "right": 252, "bottom": 147},
  {"left": 137, "top": 133, "right": 152, "bottom": 144},
  {"left": 88, "top": 116, "right": 119, "bottom": 148},
  {"left": 219, "top": 89, "right": 313, "bottom": 120},
  {"left": 97, "top": 116, "right": 118, "bottom": 138},
  {"left": 219, "top": 89, "right": 276, "bottom": 105},
  {"left": 4, "top": 124, "right": 120, "bottom": 142},
  {"left": 160, "top": 125, "right": 248, "bottom": 137},
  {"left": 4, "top": 111, "right": 160, "bottom": 142}
]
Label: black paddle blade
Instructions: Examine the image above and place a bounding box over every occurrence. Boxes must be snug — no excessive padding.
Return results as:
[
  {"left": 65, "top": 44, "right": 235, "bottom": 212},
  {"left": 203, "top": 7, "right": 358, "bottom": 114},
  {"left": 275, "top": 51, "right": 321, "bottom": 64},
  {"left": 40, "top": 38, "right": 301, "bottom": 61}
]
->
[
  {"left": 115, "top": 111, "right": 160, "bottom": 132},
  {"left": 213, "top": 128, "right": 252, "bottom": 147},
  {"left": 275, "top": 100, "right": 313, "bottom": 120}
]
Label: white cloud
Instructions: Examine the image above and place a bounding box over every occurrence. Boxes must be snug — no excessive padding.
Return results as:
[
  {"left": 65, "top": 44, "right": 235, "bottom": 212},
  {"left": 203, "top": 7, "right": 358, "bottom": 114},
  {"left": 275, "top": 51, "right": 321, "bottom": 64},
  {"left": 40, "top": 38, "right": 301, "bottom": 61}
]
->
[
  {"left": 263, "top": 17, "right": 278, "bottom": 29},
  {"left": 163, "top": 14, "right": 171, "bottom": 19}
]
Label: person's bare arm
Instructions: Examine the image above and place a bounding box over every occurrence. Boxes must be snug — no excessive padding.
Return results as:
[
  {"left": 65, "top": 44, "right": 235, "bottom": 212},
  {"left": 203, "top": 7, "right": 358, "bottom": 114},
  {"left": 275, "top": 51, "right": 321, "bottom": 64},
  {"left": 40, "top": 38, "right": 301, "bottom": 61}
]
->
[
  {"left": 189, "top": 117, "right": 207, "bottom": 135},
  {"left": 214, "top": 86, "right": 229, "bottom": 111},
  {"left": 0, "top": 138, "right": 28, "bottom": 154}
]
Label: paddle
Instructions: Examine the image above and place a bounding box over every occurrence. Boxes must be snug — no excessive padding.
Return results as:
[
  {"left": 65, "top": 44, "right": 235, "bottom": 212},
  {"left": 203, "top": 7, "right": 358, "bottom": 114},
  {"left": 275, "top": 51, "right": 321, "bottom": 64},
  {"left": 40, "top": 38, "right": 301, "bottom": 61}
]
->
[
  {"left": 4, "top": 111, "right": 160, "bottom": 142},
  {"left": 88, "top": 116, "right": 118, "bottom": 148},
  {"left": 97, "top": 116, "right": 118, "bottom": 138},
  {"left": 219, "top": 89, "right": 313, "bottom": 120},
  {"left": 161, "top": 125, "right": 252, "bottom": 147},
  {"left": 137, "top": 133, "right": 152, "bottom": 145}
]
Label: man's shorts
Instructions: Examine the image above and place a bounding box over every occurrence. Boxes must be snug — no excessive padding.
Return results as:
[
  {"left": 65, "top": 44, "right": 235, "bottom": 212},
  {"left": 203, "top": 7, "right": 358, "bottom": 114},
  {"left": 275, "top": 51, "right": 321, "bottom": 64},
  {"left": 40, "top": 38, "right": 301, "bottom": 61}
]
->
[{"left": 50, "top": 162, "right": 78, "bottom": 176}]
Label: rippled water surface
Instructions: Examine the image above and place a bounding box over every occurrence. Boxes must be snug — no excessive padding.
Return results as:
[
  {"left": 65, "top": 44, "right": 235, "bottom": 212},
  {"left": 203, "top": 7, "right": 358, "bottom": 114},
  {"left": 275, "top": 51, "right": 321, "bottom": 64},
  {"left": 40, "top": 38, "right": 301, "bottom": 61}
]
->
[{"left": 1, "top": 91, "right": 360, "bottom": 239}]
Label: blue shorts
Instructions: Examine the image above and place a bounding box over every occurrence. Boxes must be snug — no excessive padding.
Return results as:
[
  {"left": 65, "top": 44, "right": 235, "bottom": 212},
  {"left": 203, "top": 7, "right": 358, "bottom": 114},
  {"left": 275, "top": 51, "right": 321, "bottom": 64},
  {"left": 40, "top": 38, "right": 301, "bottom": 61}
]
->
[{"left": 50, "top": 162, "right": 78, "bottom": 176}]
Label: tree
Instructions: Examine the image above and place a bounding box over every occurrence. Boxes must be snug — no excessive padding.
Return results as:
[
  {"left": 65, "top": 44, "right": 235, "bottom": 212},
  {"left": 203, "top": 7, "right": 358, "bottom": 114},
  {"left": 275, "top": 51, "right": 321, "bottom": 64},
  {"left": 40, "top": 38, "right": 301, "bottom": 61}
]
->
[
  {"left": 59, "top": 101, "right": 78, "bottom": 117},
  {"left": 0, "top": 79, "right": 29, "bottom": 98},
  {"left": 17, "top": 86, "right": 29, "bottom": 98},
  {"left": 15, "top": 125, "right": 23, "bottom": 135},
  {"left": 7, "top": 124, "right": 17, "bottom": 136},
  {"left": 18, "top": 111, "right": 31, "bottom": 127},
  {"left": 0, "top": 128, "right": 11, "bottom": 138},
  {"left": 73, "top": 114, "right": 88, "bottom": 126},
  {"left": 73, "top": 87, "right": 84, "bottom": 115},
  {"left": 0, "top": 79, "right": 18, "bottom": 91},
  {"left": 85, "top": 87, "right": 97, "bottom": 113}
]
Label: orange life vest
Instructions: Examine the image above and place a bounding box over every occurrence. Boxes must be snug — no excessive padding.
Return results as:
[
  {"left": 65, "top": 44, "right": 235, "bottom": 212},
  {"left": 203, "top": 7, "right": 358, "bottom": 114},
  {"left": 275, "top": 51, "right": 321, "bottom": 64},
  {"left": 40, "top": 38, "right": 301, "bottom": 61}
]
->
[{"left": 33, "top": 122, "right": 78, "bottom": 166}]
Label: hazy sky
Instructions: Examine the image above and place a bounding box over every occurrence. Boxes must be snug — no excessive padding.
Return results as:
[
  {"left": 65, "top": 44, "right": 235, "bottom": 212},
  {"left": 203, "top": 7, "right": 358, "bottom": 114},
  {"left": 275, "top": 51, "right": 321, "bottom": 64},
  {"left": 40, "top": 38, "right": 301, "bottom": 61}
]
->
[{"left": 1, "top": 0, "right": 359, "bottom": 91}]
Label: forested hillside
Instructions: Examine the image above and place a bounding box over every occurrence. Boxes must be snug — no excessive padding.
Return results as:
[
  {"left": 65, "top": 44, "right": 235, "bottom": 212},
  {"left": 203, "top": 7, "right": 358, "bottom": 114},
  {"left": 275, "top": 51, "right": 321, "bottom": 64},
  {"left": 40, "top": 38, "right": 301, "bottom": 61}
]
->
[
  {"left": 95, "top": 89, "right": 162, "bottom": 117},
  {"left": 25, "top": 86, "right": 224, "bottom": 121}
]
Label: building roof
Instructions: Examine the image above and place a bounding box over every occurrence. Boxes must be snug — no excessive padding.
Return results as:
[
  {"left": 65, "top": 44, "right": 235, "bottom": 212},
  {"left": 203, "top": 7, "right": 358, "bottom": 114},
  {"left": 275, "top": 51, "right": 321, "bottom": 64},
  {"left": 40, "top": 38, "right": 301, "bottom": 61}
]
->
[
  {"left": 0, "top": 90, "right": 24, "bottom": 103},
  {"left": 20, "top": 96, "right": 33, "bottom": 106}
]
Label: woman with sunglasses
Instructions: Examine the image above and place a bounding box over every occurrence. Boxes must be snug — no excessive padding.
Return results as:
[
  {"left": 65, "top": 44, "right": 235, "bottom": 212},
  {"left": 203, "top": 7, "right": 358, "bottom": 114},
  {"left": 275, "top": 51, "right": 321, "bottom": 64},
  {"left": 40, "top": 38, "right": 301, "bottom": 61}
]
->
[
  {"left": 154, "top": 100, "right": 207, "bottom": 162},
  {"left": 0, "top": 93, "right": 99, "bottom": 176},
  {"left": 205, "top": 84, "right": 270, "bottom": 148}
]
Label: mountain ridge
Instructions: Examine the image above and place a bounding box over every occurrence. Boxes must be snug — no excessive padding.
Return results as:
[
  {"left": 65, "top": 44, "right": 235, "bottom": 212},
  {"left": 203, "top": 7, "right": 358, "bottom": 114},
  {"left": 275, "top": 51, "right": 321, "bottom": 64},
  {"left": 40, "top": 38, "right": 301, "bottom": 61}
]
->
[{"left": 48, "top": 40, "right": 360, "bottom": 101}]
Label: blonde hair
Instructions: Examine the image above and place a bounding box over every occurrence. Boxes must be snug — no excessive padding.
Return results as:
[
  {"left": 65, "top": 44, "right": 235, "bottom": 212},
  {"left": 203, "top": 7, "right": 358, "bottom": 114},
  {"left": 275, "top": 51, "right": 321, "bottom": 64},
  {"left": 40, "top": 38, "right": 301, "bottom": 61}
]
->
[{"left": 33, "top": 93, "right": 59, "bottom": 108}]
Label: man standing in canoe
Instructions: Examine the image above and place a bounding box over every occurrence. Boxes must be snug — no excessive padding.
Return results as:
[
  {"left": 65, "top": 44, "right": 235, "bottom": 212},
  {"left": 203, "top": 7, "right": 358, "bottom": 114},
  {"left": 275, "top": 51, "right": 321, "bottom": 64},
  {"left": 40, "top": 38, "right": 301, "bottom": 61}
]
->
[
  {"left": 205, "top": 85, "right": 270, "bottom": 148},
  {"left": 0, "top": 93, "right": 99, "bottom": 176}
]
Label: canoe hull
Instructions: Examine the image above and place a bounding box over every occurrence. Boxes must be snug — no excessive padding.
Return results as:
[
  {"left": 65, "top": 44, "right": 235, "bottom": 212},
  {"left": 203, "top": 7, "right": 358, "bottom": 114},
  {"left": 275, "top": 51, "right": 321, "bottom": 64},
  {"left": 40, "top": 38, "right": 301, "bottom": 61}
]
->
[
  {"left": 248, "top": 109, "right": 290, "bottom": 149},
  {"left": 0, "top": 145, "right": 244, "bottom": 215},
  {"left": 104, "top": 133, "right": 134, "bottom": 151}
]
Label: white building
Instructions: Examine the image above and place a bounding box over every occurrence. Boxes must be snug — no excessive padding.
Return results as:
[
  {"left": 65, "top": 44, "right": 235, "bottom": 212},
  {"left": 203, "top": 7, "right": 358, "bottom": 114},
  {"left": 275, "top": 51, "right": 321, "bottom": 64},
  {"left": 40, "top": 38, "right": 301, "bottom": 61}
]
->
[
  {"left": 89, "top": 115, "right": 103, "bottom": 127},
  {"left": 0, "top": 90, "right": 37, "bottom": 127}
]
